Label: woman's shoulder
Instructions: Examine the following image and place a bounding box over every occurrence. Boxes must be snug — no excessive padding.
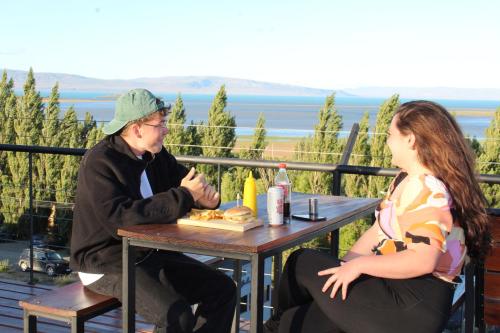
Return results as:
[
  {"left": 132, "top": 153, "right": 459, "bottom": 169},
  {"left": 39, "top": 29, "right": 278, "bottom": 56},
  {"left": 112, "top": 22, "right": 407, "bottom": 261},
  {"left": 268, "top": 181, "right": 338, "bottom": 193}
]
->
[
  {"left": 404, "top": 174, "right": 449, "bottom": 194},
  {"left": 399, "top": 174, "right": 451, "bottom": 210}
]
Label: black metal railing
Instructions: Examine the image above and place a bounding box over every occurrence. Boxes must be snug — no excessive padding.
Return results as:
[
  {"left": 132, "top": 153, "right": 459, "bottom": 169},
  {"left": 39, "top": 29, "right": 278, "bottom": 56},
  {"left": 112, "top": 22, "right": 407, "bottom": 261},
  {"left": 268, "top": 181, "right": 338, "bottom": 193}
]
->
[{"left": 1, "top": 124, "right": 499, "bottom": 284}]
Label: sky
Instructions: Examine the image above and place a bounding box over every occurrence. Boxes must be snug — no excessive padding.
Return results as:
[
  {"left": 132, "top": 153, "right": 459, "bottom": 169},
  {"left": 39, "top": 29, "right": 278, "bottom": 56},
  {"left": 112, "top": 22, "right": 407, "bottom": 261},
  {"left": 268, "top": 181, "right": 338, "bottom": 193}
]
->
[{"left": 1, "top": 0, "right": 500, "bottom": 90}]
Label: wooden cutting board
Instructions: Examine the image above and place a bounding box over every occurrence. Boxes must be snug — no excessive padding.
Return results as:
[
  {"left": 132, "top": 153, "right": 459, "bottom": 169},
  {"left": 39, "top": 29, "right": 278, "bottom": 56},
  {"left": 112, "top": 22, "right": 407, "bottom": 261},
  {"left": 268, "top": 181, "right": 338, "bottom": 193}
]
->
[{"left": 177, "top": 217, "right": 264, "bottom": 232}]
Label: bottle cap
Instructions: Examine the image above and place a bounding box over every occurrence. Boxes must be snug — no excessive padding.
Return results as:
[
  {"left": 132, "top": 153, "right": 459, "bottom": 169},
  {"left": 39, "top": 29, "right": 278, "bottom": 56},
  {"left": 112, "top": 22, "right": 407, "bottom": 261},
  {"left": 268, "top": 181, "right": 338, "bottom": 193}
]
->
[{"left": 278, "top": 163, "right": 287, "bottom": 169}]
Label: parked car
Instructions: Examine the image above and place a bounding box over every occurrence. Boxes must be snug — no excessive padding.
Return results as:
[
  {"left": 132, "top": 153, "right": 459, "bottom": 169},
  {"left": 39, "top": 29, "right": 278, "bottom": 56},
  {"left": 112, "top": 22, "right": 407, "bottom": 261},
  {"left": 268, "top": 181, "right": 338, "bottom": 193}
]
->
[
  {"left": 32, "top": 234, "right": 48, "bottom": 248},
  {"left": 18, "top": 248, "right": 72, "bottom": 276}
]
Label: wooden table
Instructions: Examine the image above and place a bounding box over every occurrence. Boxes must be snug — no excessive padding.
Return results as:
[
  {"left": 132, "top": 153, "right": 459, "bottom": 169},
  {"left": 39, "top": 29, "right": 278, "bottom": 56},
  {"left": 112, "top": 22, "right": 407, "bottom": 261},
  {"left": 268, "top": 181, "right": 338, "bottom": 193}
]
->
[{"left": 118, "top": 193, "right": 380, "bottom": 333}]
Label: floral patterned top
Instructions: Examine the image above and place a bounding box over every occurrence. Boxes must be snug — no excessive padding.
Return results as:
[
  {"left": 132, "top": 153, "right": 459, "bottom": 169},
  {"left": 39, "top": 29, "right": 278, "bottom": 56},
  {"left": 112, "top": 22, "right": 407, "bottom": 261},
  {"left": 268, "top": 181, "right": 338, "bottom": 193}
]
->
[{"left": 373, "top": 172, "right": 466, "bottom": 283}]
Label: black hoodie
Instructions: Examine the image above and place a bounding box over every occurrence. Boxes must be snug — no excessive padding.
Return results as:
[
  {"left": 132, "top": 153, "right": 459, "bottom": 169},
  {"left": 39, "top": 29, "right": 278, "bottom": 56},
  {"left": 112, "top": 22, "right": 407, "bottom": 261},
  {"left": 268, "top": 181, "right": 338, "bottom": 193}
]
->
[{"left": 70, "top": 135, "right": 194, "bottom": 274}]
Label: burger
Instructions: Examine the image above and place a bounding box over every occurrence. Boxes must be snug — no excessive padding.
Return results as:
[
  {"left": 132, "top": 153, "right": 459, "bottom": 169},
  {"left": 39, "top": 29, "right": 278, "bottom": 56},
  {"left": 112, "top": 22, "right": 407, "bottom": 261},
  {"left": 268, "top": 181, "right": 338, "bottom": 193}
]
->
[{"left": 223, "top": 206, "right": 254, "bottom": 223}]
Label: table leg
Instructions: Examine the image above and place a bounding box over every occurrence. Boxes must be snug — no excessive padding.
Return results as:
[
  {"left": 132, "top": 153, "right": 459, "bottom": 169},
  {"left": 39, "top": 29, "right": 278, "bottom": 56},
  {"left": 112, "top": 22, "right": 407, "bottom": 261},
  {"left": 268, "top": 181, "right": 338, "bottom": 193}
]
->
[
  {"left": 122, "top": 237, "right": 136, "bottom": 333},
  {"left": 250, "top": 254, "right": 264, "bottom": 333},
  {"left": 232, "top": 259, "right": 242, "bottom": 333},
  {"left": 23, "top": 310, "right": 36, "bottom": 333},
  {"left": 271, "top": 254, "right": 282, "bottom": 315}
]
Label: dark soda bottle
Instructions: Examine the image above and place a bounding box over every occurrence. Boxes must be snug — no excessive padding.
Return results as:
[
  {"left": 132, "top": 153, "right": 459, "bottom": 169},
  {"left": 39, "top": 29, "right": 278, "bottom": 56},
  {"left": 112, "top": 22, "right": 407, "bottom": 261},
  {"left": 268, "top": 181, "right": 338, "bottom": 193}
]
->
[{"left": 274, "top": 163, "right": 291, "bottom": 222}]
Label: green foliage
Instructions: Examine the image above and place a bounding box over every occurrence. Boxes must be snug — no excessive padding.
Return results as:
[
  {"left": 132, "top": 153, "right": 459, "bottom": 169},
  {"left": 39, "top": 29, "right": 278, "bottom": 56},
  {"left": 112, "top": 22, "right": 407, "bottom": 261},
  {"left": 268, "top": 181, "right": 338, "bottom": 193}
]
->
[
  {"left": 164, "top": 94, "right": 189, "bottom": 155},
  {"left": 221, "top": 168, "right": 246, "bottom": 203},
  {"left": 0, "top": 259, "right": 10, "bottom": 272},
  {"left": 340, "top": 112, "right": 374, "bottom": 253},
  {"left": 367, "top": 94, "right": 399, "bottom": 198},
  {"left": 185, "top": 121, "right": 203, "bottom": 156},
  {"left": 2, "top": 68, "right": 44, "bottom": 225},
  {"left": 0, "top": 71, "right": 15, "bottom": 183},
  {"left": 292, "top": 94, "right": 343, "bottom": 194},
  {"left": 221, "top": 113, "right": 268, "bottom": 203},
  {"left": 37, "top": 83, "right": 61, "bottom": 204},
  {"left": 54, "top": 273, "right": 77, "bottom": 286},
  {"left": 344, "top": 112, "right": 371, "bottom": 198},
  {"left": 79, "top": 112, "right": 98, "bottom": 146},
  {"left": 199, "top": 86, "right": 236, "bottom": 184},
  {"left": 466, "top": 136, "right": 483, "bottom": 157},
  {"left": 478, "top": 107, "right": 500, "bottom": 207},
  {"left": 241, "top": 113, "right": 267, "bottom": 160},
  {"left": 85, "top": 122, "right": 105, "bottom": 149},
  {"left": 56, "top": 107, "right": 81, "bottom": 206},
  {"left": 15, "top": 68, "right": 44, "bottom": 146}
]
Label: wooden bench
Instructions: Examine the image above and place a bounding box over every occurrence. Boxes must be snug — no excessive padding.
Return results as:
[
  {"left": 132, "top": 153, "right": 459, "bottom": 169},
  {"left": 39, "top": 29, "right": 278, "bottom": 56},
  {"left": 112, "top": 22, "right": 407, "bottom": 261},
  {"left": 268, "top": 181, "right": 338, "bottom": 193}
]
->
[
  {"left": 18, "top": 253, "right": 219, "bottom": 333},
  {"left": 19, "top": 281, "right": 121, "bottom": 333}
]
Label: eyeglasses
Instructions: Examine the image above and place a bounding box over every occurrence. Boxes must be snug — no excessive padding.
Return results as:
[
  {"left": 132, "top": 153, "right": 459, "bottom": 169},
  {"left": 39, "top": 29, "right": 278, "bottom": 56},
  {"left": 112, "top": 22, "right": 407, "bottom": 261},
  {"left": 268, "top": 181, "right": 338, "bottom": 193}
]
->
[{"left": 142, "top": 122, "right": 168, "bottom": 129}]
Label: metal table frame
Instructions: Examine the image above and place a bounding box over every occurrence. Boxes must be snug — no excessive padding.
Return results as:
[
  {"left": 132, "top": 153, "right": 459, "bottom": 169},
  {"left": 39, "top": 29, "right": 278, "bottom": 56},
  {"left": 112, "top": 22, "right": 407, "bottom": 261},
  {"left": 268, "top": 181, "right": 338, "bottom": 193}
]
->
[{"left": 122, "top": 200, "right": 377, "bottom": 333}]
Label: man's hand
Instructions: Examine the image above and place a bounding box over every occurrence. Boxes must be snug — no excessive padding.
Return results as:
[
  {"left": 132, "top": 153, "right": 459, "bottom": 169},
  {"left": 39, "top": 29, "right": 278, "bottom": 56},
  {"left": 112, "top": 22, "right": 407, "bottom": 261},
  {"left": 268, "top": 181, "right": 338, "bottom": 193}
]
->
[
  {"left": 180, "top": 168, "right": 207, "bottom": 202},
  {"left": 197, "top": 184, "right": 220, "bottom": 209}
]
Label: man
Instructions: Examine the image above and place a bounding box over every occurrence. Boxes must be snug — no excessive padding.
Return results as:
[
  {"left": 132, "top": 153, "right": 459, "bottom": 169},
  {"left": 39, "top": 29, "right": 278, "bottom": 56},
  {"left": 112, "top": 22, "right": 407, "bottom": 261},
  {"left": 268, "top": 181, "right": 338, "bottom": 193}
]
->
[{"left": 70, "top": 88, "right": 236, "bottom": 333}]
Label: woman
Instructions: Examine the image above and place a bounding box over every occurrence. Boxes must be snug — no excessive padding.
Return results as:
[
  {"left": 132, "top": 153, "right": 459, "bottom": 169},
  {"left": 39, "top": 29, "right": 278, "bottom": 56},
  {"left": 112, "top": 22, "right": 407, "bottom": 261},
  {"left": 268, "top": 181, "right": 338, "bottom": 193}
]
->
[{"left": 265, "top": 100, "right": 491, "bottom": 333}]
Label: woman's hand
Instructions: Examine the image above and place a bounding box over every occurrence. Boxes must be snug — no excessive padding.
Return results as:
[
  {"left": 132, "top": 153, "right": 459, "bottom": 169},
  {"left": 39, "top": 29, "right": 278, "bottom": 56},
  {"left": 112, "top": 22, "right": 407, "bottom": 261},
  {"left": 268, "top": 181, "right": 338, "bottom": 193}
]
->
[{"left": 318, "top": 260, "right": 361, "bottom": 301}]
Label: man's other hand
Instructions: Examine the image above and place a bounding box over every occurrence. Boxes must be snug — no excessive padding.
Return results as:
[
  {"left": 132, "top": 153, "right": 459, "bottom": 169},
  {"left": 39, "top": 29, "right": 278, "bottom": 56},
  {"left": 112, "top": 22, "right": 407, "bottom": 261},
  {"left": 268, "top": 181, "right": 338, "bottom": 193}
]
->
[
  {"left": 180, "top": 167, "right": 206, "bottom": 202},
  {"left": 197, "top": 185, "right": 220, "bottom": 209}
]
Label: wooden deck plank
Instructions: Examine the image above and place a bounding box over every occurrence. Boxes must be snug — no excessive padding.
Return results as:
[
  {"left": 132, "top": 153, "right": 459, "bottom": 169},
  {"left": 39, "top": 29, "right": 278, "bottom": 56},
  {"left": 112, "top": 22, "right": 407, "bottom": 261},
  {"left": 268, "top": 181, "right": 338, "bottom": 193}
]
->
[
  {"left": 0, "top": 277, "right": 250, "bottom": 332},
  {"left": 0, "top": 278, "right": 155, "bottom": 333}
]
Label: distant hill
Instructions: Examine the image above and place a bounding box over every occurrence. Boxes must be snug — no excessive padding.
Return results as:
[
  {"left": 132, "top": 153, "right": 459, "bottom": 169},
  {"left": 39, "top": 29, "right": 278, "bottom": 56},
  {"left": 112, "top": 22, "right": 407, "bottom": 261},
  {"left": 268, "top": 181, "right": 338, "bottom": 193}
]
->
[
  {"left": 5, "top": 69, "right": 500, "bottom": 100},
  {"left": 4, "top": 69, "right": 352, "bottom": 97},
  {"left": 342, "top": 86, "right": 500, "bottom": 101}
]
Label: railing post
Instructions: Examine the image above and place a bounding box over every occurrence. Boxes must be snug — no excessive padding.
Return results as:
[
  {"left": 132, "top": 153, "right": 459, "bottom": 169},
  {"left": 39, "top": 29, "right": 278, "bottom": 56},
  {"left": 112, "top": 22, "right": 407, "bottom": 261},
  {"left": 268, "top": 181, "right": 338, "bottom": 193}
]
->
[
  {"left": 330, "top": 123, "right": 360, "bottom": 258},
  {"left": 28, "top": 152, "right": 34, "bottom": 285},
  {"left": 217, "top": 163, "right": 221, "bottom": 195}
]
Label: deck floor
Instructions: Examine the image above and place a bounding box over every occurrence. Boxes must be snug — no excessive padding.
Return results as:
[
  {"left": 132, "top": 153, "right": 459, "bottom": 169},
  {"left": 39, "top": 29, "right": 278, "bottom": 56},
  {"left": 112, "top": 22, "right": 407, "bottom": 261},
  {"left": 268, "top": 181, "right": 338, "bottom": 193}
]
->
[{"left": 0, "top": 278, "right": 250, "bottom": 332}]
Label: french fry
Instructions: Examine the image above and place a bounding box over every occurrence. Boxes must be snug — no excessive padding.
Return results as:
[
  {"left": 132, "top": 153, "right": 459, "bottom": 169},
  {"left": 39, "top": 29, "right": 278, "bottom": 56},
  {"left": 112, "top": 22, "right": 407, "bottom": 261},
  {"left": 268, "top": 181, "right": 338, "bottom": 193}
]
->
[{"left": 188, "top": 209, "right": 224, "bottom": 221}]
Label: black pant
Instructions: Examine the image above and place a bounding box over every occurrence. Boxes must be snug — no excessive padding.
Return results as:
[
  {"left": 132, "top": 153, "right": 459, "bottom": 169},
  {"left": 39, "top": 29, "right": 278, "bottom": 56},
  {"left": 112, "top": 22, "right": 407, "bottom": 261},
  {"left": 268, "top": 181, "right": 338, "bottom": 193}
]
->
[
  {"left": 275, "top": 249, "right": 454, "bottom": 333},
  {"left": 86, "top": 250, "right": 236, "bottom": 333}
]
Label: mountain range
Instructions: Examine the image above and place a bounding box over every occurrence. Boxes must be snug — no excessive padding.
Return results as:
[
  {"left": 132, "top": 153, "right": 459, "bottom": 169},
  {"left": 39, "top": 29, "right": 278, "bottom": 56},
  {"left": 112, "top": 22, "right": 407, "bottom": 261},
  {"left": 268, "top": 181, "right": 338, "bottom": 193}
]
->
[{"left": 4, "top": 69, "right": 500, "bottom": 100}]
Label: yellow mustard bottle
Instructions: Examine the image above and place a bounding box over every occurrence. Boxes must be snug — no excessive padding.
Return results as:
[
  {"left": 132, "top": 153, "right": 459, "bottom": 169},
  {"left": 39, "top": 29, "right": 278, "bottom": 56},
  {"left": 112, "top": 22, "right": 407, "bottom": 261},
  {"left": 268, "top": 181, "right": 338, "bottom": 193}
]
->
[{"left": 243, "top": 171, "right": 257, "bottom": 217}]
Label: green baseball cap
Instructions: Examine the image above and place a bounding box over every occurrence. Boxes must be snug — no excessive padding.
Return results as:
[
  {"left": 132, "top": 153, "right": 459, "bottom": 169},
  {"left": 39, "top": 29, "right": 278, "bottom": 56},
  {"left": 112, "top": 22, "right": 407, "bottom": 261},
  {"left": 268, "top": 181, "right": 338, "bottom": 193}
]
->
[{"left": 103, "top": 88, "right": 170, "bottom": 135}]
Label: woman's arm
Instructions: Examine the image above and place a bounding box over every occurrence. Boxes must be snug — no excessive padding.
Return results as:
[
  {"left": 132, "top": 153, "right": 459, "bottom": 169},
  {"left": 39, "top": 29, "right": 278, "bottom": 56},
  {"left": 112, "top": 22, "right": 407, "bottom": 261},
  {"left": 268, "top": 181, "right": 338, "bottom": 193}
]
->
[
  {"left": 319, "top": 243, "right": 442, "bottom": 300},
  {"left": 353, "top": 243, "right": 441, "bottom": 278},
  {"left": 342, "top": 222, "right": 379, "bottom": 261}
]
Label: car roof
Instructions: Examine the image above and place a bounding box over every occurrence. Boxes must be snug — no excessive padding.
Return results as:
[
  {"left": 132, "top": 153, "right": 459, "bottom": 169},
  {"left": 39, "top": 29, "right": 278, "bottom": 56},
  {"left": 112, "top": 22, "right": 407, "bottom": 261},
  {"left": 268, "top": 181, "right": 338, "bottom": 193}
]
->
[{"left": 22, "top": 247, "right": 57, "bottom": 253}]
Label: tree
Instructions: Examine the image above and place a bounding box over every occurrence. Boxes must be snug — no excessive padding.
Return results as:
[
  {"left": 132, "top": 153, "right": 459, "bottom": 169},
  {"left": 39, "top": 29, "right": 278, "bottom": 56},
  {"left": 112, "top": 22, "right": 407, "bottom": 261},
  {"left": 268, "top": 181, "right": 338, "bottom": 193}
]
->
[
  {"left": 0, "top": 71, "right": 15, "bottom": 171},
  {"left": 241, "top": 113, "right": 267, "bottom": 160},
  {"left": 367, "top": 94, "right": 399, "bottom": 198},
  {"left": 3, "top": 68, "right": 45, "bottom": 228},
  {"left": 341, "top": 112, "right": 372, "bottom": 254},
  {"left": 0, "top": 90, "right": 17, "bottom": 227},
  {"left": 478, "top": 106, "right": 500, "bottom": 207},
  {"left": 14, "top": 68, "right": 44, "bottom": 146},
  {"left": 37, "top": 83, "right": 61, "bottom": 204},
  {"left": 221, "top": 113, "right": 268, "bottom": 203},
  {"left": 85, "top": 122, "right": 105, "bottom": 148},
  {"left": 164, "top": 94, "right": 189, "bottom": 155},
  {"left": 184, "top": 121, "right": 203, "bottom": 156},
  {"left": 0, "top": 70, "right": 14, "bottom": 129},
  {"left": 79, "top": 112, "right": 98, "bottom": 146},
  {"left": 344, "top": 112, "right": 371, "bottom": 197},
  {"left": 55, "top": 107, "right": 81, "bottom": 206},
  {"left": 199, "top": 85, "right": 236, "bottom": 184},
  {"left": 245, "top": 113, "right": 274, "bottom": 193},
  {"left": 292, "top": 94, "right": 343, "bottom": 194}
]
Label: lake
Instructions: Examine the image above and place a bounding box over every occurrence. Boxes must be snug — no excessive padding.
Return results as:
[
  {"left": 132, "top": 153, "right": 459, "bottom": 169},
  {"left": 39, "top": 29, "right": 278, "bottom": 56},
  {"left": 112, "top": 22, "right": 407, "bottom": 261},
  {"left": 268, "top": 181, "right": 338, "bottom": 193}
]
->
[{"left": 42, "top": 91, "right": 498, "bottom": 139}]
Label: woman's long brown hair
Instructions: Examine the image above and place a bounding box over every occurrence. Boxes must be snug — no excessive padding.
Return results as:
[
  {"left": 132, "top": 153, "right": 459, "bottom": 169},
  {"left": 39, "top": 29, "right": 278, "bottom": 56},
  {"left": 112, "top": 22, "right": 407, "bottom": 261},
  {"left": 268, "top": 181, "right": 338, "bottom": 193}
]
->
[{"left": 395, "top": 100, "right": 491, "bottom": 261}]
